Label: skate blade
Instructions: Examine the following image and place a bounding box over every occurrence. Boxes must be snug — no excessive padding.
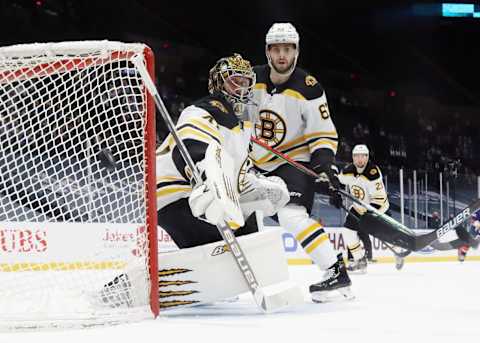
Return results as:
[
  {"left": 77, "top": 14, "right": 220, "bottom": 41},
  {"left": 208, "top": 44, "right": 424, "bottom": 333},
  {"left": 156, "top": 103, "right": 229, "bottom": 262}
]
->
[{"left": 311, "top": 286, "right": 355, "bottom": 303}]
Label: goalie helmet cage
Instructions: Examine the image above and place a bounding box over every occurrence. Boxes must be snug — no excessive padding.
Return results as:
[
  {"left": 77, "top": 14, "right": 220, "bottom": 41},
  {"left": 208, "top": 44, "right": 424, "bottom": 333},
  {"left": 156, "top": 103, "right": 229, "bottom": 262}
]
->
[{"left": 0, "top": 41, "right": 158, "bottom": 330}]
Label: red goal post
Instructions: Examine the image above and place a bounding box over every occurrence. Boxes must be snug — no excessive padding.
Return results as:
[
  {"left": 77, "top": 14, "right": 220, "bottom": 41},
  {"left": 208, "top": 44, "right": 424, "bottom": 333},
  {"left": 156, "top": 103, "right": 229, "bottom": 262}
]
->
[{"left": 0, "top": 40, "right": 158, "bottom": 330}]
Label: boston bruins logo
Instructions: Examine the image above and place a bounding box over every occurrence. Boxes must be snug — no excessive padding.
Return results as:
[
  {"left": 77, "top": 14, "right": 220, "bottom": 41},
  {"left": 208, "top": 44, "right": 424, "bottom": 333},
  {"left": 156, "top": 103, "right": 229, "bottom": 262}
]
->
[
  {"left": 350, "top": 185, "right": 365, "bottom": 200},
  {"left": 237, "top": 158, "right": 251, "bottom": 193},
  {"left": 254, "top": 110, "right": 286, "bottom": 147}
]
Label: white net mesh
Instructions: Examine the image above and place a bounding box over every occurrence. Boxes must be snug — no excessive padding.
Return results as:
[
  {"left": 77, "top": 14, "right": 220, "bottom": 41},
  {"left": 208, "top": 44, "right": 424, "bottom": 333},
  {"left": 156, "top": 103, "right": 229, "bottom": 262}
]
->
[{"left": 0, "top": 41, "right": 157, "bottom": 330}]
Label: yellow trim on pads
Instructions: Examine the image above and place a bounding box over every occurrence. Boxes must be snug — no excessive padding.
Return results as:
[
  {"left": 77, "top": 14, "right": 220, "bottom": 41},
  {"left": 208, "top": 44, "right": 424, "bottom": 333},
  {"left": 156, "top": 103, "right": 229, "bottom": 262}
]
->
[
  {"left": 305, "top": 234, "right": 329, "bottom": 254},
  {"left": 295, "top": 223, "right": 321, "bottom": 242}
]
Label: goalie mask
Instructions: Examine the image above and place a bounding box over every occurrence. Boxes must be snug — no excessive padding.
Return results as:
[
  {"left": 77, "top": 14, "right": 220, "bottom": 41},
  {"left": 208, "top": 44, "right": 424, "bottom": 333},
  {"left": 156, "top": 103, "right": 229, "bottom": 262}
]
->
[
  {"left": 265, "top": 22, "right": 300, "bottom": 77},
  {"left": 208, "top": 53, "right": 256, "bottom": 116}
]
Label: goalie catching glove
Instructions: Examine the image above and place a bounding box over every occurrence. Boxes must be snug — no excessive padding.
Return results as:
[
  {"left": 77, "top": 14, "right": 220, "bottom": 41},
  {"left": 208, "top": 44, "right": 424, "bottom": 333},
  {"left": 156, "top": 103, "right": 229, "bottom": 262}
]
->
[{"left": 239, "top": 173, "right": 290, "bottom": 218}]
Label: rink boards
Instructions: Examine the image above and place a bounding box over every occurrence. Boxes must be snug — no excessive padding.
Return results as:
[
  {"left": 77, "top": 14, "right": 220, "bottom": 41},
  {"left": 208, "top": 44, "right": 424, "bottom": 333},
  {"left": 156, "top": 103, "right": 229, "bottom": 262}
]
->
[
  {"left": 1, "top": 222, "right": 478, "bottom": 271},
  {"left": 159, "top": 226, "right": 480, "bottom": 264}
]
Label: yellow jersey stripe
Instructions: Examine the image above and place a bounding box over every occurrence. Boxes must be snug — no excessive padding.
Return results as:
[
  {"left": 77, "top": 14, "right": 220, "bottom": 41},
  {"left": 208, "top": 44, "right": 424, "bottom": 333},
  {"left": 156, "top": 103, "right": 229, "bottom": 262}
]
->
[
  {"left": 157, "top": 175, "right": 185, "bottom": 183},
  {"left": 255, "top": 146, "right": 310, "bottom": 166},
  {"left": 310, "top": 139, "right": 338, "bottom": 151},
  {"left": 188, "top": 118, "right": 222, "bottom": 142},
  {"left": 177, "top": 127, "right": 214, "bottom": 144},
  {"left": 279, "top": 131, "right": 337, "bottom": 151},
  {"left": 255, "top": 145, "right": 309, "bottom": 165},
  {"left": 255, "top": 83, "right": 267, "bottom": 90},
  {"left": 157, "top": 186, "right": 192, "bottom": 197},
  {"left": 296, "top": 222, "right": 322, "bottom": 242},
  {"left": 305, "top": 234, "right": 329, "bottom": 254},
  {"left": 282, "top": 89, "right": 305, "bottom": 100}
]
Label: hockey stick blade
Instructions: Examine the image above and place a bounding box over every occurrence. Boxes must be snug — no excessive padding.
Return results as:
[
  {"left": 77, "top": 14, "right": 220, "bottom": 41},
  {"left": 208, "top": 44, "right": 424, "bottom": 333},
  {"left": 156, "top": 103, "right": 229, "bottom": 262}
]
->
[{"left": 254, "top": 282, "right": 304, "bottom": 313}]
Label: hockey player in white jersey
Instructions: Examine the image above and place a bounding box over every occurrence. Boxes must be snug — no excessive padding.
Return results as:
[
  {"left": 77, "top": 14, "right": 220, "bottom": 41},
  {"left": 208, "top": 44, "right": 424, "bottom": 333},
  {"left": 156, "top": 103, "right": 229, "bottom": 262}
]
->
[
  {"left": 247, "top": 22, "right": 353, "bottom": 302},
  {"left": 97, "top": 54, "right": 294, "bottom": 311},
  {"left": 338, "top": 144, "right": 389, "bottom": 273},
  {"left": 156, "top": 53, "right": 289, "bottom": 248}
]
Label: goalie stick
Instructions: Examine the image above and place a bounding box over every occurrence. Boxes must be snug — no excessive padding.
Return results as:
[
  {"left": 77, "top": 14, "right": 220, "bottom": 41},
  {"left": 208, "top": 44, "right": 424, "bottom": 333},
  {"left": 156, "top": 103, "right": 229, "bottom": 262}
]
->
[
  {"left": 250, "top": 136, "right": 480, "bottom": 252},
  {"left": 131, "top": 55, "right": 302, "bottom": 313}
]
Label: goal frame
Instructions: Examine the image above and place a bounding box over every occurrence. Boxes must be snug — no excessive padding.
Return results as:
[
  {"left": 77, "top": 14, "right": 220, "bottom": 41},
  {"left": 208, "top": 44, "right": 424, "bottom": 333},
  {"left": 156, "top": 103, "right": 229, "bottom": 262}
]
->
[{"left": 0, "top": 40, "right": 159, "bottom": 326}]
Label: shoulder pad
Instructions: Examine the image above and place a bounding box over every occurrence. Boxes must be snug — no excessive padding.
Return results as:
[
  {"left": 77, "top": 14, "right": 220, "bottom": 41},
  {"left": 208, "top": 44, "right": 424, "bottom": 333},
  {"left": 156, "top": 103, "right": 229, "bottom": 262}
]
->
[
  {"left": 286, "top": 68, "right": 325, "bottom": 100},
  {"left": 192, "top": 95, "right": 239, "bottom": 129},
  {"left": 363, "top": 164, "right": 382, "bottom": 181},
  {"left": 341, "top": 163, "right": 356, "bottom": 175}
]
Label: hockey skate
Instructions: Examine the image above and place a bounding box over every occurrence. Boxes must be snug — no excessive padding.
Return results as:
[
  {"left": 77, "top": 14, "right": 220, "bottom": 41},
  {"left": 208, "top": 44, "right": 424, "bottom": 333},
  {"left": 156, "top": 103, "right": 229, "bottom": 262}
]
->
[
  {"left": 310, "top": 254, "right": 354, "bottom": 303},
  {"left": 347, "top": 255, "right": 367, "bottom": 274}
]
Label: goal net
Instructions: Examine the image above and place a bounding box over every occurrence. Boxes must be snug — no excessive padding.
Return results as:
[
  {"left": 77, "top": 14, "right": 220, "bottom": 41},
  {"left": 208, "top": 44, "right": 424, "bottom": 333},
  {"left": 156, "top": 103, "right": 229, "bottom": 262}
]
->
[{"left": 0, "top": 41, "right": 158, "bottom": 330}]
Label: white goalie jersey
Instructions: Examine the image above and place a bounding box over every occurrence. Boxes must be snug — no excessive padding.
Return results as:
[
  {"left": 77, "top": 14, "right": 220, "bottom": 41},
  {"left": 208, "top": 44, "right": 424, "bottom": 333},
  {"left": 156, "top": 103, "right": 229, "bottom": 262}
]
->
[
  {"left": 338, "top": 162, "right": 390, "bottom": 214},
  {"left": 156, "top": 94, "right": 253, "bottom": 211},
  {"left": 246, "top": 65, "right": 338, "bottom": 172}
]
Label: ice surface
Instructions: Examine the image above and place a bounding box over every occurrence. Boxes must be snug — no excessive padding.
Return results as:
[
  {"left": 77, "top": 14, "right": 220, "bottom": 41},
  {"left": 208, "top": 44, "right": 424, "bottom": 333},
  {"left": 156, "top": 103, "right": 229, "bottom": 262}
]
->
[{"left": 2, "top": 262, "right": 479, "bottom": 343}]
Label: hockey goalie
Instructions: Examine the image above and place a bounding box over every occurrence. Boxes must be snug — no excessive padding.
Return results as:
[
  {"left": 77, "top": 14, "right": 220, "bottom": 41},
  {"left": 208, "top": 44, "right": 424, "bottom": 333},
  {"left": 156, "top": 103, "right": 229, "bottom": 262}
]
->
[{"left": 99, "top": 53, "right": 302, "bottom": 311}]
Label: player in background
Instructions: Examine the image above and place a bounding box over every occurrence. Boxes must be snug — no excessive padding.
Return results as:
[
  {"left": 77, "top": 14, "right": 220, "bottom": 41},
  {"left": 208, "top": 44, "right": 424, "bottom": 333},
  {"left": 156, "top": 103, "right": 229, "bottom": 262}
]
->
[
  {"left": 156, "top": 53, "right": 290, "bottom": 248},
  {"left": 457, "top": 211, "right": 480, "bottom": 261},
  {"left": 338, "top": 144, "right": 389, "bottom": 273},
  {"left": 247, "top": 22, "right": 352, "bottom": 302},
  {"left": 429, "top": 210, "right": 480, "bottom": 261}
]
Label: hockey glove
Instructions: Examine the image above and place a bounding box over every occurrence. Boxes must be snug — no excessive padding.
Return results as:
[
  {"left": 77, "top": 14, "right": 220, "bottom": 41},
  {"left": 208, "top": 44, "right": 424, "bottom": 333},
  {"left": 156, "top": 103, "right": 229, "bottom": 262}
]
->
[
  {"left": 239, "top": 173, "right": 290, "bottom": 217},
  {"left": 314, "top": 164, "right": 342, "bottom": 209}
]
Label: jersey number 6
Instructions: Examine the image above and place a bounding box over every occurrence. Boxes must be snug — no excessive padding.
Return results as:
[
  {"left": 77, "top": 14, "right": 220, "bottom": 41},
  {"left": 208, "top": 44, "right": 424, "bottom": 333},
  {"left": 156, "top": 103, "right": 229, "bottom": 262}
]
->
[{"left": 319, "top": 104, "right": 330, "bottom": 119}]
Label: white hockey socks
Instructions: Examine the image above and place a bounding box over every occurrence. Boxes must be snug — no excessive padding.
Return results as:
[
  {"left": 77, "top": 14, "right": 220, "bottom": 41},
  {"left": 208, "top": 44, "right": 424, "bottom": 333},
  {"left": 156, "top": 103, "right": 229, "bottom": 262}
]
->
[
  {"left": 343, "top": 227, "right": 365, "bottom": 261},
  {"left": 277, "top": 205, "right": 337, "bottom": 270}
]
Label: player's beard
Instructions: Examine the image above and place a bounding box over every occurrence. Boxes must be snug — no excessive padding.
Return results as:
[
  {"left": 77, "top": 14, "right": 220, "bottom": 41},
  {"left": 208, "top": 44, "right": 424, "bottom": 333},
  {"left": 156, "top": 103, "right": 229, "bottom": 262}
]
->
[{"left": 272, "top": 59, "right": 295, "bottom": 75}]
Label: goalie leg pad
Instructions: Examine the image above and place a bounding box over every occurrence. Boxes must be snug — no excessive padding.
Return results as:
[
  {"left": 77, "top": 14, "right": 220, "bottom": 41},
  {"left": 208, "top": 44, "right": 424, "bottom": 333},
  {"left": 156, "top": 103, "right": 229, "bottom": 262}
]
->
[{"left": 157, "top": 228, "right": 298, "bottom": 310}]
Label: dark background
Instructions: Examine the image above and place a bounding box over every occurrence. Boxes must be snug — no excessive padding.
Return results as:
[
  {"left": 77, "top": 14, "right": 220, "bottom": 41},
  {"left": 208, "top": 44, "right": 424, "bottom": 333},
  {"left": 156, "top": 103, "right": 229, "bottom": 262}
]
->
[{"left": 1, "top": 0, "right": 479, "bottom": 175}]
